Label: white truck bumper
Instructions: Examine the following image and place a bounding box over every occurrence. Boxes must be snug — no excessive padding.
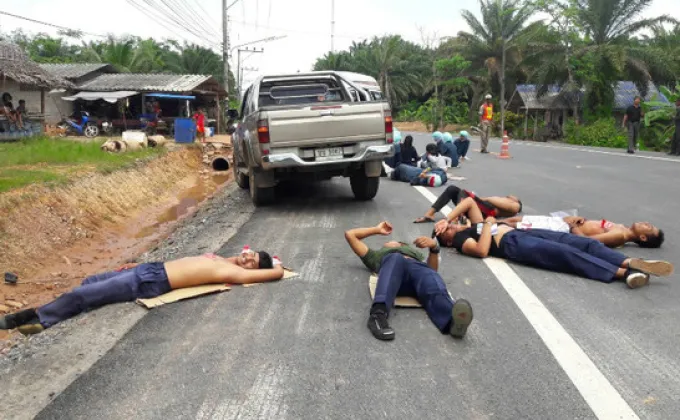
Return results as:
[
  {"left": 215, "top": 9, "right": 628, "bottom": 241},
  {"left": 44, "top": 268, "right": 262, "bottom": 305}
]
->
[{"left": 261, "top": 144, "right": 394, "bottom": 169}]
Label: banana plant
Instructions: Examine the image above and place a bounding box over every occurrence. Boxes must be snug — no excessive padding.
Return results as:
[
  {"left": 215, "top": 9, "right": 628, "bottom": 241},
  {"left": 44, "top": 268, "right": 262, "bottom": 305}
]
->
[{"left": 642, "top": 83, "right": 679, "bottom": 148}]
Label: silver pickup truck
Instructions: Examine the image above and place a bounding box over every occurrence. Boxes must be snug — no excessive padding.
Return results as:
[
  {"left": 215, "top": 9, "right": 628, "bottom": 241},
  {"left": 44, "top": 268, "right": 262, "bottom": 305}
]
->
[{"left": 230, "top": 71, "right": 395, "bottom": 206}]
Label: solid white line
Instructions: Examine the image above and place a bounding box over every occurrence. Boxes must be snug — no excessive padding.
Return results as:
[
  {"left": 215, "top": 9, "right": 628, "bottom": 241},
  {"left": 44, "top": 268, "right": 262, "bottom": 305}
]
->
[
  {"left": 514, "top": 141, "right": 680, "bottom": 163},
  {"left": 413, "top": 185, "right": 639, "bottom": 420}
]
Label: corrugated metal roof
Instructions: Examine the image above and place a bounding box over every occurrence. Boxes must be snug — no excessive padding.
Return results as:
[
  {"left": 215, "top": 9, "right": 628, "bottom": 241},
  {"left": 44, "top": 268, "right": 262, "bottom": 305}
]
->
[
  {"left": 614, "top": 81, "right": 669, "bottom": 109},
  {"left": 77, "top": 73, "right": 214, "bottom": 92},
  {"left": 39, "top": 63, "right": 114, "bottom": 80},
  {"left": 516, "top": 81, "right": 670, "bottom": 110}
]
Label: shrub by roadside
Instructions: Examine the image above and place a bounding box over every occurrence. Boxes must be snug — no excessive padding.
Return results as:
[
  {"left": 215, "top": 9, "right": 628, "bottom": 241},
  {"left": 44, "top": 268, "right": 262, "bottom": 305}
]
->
[{"left": 564, "top": 118, "right": 628, "bottom": 149}]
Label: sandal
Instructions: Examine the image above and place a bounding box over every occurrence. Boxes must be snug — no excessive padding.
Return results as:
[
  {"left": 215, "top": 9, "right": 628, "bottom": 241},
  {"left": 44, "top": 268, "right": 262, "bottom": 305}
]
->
[{"left": 413, "top": 216, "right": 436, "bottom": 224}]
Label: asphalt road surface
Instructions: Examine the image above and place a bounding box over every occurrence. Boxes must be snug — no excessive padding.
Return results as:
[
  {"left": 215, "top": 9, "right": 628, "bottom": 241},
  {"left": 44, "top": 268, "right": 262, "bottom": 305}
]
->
[{"left": 36, "top": 135, "right": 680, "bottom": 420}]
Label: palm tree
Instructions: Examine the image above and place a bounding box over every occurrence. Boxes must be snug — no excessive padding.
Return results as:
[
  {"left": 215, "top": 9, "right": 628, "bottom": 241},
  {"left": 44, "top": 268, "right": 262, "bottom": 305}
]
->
[
  {"left": 571, "top": 0, "right": 676, "bottom": 116},
  {"left": 98, "top": 37, "right": 136, "bottom": 72},
  {"left": 458, "top": 0, "right": 540, "bottom": 132},
  {"left": 312, "top": 51, "right": 353, "bottom": 71},
  {"left": 130, "top": 39, "right": 165, "bottom": 73}
]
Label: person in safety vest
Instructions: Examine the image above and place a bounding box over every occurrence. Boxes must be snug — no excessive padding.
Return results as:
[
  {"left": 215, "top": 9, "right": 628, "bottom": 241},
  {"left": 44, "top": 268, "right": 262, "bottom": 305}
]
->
[{"left": 478, "top": 94, "right": 493, "bottom": 153}]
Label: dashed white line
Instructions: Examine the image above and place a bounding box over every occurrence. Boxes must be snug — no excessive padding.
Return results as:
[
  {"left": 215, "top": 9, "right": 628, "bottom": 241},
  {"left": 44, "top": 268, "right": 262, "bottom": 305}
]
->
[{"left": 413, "top": 185, "right": 639, "bottom": 420}]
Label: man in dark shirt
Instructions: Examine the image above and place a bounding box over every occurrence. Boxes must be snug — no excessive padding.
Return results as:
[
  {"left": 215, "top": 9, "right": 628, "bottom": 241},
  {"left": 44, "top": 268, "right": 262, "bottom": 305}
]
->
[
  {"left": 669, "top": 99, "right": 680, "bottom": 156},
  {"left": 433, "top": 199, "right": 674, "bottom": 289},
  {"left": 622, "top": 96, "right": 644, "bottom": 154},
  {"left": 344, "top": 221, "right": 473, "bottom": 341}
]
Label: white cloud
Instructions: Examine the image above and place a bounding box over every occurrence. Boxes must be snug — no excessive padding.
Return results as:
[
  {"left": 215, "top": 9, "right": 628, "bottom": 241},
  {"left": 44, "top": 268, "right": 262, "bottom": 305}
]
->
[{"left": 1, "top": 0, "right": 676, "bottom": 94}]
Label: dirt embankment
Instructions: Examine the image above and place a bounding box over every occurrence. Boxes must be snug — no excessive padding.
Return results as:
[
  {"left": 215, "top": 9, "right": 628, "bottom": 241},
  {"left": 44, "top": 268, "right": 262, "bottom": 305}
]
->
[{"left": 0, "top": 146, "right": 232, "bottom": 341}]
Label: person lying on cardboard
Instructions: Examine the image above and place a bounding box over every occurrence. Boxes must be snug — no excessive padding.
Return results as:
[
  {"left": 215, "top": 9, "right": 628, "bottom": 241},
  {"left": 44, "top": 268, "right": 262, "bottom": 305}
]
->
[
  {"left": 345, "top": 221, "right": 473, "bottom": 341},
  {"left": 0, "top": 248, "right": 283, "bottom": 335}
]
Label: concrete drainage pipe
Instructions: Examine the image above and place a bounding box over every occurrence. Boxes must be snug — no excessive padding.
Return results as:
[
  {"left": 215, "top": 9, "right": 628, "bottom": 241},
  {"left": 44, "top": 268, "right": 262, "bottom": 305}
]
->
[{"left": 211, "top": 157, "right": 230, "bottom": 171}]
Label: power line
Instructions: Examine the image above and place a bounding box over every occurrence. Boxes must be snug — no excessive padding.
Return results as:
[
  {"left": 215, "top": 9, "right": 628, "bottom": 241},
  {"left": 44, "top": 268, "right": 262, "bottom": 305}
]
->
[
  {"left": 228, "top": 18, "right": 374, "bottom": 40},
  {"left": 186, "top": 0, "right": 221, "bottom": 32},
  {"left": 143, "top": 0, "right": 220, "bottom": 46},
  {"left": 0, "top": 10, "right": 107, "bottom": 37}
]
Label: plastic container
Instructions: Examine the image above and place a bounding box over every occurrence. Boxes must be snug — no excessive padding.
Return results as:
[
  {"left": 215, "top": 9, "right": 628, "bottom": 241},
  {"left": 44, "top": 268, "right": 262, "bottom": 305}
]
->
[{"left": 174, "top": 118, "right": 196, "bottom": 143}]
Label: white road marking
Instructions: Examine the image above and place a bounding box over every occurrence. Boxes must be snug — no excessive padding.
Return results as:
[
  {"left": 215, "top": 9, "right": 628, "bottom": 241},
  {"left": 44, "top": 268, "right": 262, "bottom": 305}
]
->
[
  {"left": 413, "top": 186, "right": 639, "bottom": 420},
  {"left": 513, "top": 141, "right": 680, "bottom": 163}
]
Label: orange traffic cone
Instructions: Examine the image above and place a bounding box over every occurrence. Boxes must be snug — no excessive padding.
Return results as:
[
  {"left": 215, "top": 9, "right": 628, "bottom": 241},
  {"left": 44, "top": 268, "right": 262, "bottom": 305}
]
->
[{"left": 498, "top": 131, "right": 511, "bottom": 159}]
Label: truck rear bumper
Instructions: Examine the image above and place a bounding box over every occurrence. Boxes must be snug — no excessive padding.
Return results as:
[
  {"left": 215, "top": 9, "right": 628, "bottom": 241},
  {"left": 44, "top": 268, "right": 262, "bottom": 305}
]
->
[{"left": 261, "top": 144, "right": 394, "bottom": 169}]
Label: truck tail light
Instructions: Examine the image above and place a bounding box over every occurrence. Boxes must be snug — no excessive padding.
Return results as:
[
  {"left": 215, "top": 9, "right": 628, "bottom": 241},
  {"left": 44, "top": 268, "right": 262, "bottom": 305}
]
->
[
  {"left": 257, "top": 120, "right": 270, "bottom": 144},
  {"left": 385, "top": 115, "right": 393, "bottom": 144}
]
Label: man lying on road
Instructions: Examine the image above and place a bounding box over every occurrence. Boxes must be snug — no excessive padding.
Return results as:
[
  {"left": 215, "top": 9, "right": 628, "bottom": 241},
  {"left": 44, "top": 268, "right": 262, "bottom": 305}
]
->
[
  {"left": 414, "top": 184, "right": 522, "bottom": 223},
  {"left": 432, "top": 199, "right": 673, "bottom": 289},
  {"left": 345, "top": 221, "right": 473, "bottom": 341},
  {"left": 500, "top": 215, "right": 664, "bottom": 248},
  {"left": 1, "top": 249, "right": 283, "bottom": 335}
]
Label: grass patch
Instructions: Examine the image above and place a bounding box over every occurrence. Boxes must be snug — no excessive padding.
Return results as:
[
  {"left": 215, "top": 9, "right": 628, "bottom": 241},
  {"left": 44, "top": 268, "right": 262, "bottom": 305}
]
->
[{"left": 0, "top": 136, "right": 165, "bottom": 192}]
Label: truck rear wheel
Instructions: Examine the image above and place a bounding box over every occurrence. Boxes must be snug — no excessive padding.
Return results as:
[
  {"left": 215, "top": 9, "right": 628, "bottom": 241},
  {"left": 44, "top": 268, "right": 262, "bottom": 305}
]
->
[
  {"left": 350, "top": 172, "right": 380, "bottom": 201},
  {"left": 233, "top": 164, "right": 249, "bottom": 189},
  {"left": 249, "top": 169, "right": 275, "bottom": 206}
]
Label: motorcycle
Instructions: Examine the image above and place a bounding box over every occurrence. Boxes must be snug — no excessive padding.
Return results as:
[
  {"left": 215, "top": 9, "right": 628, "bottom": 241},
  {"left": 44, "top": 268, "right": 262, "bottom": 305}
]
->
[{"left": 57, "top": 111, "right": 100, "bottom": 138}]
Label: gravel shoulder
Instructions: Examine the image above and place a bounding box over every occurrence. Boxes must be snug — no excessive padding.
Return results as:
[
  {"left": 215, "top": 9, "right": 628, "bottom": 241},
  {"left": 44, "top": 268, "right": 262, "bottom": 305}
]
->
[{"left": 0, "top": 183, "right": 254, "bottom": 420}]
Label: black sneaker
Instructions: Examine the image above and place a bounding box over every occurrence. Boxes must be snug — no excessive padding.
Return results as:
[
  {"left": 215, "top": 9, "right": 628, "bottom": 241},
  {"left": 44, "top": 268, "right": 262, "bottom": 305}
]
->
[
  {"left": 625, "top": 270, "right": 650, "bottom": 289},
  {"left": 450, "top": 299, "right": 473, "bottom": 339},
  {"left": 367, "top": 311, "right": 395, "bottom": 341},
  {"left": 0, "top": 309, "right": 44, "bottom": 335}
]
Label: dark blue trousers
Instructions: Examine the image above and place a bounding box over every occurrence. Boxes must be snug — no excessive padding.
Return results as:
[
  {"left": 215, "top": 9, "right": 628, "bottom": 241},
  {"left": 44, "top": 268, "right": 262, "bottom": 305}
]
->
[
  {"left": 500, "top": 229, "right": 627, "bottom": 283},
  {"left": 373, "top": 253, "right": 454, "bottom": 332},
  {"left": 384, "top": 143, "right": 401, "bottom": 168},
  {"left": 37, "top": 263, "right": 171, "bottom": 328},
  {"left": 454, "top": 139, "right": 470, "bottom": 157},
  {"left": 390, "top": 163, "right": 422, "bottom": 182}
]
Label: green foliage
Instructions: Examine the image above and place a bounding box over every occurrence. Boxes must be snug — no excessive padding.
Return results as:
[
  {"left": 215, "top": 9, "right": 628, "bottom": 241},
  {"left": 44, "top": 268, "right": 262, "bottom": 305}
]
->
[
  {"left": 491, "top": 110, "right": 525, "bottom": 136},
  {"left": 564, "top": 118, "right": 628, "bottom": 148},
  {"left": 641, "top": 83, "right": 680, "bottom": 150}
]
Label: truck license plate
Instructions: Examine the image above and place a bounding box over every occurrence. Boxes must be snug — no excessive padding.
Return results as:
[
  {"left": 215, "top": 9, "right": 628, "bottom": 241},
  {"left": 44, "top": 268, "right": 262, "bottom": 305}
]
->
[{"left": 315, "top": 147, "right": 343, "bottom": 160}]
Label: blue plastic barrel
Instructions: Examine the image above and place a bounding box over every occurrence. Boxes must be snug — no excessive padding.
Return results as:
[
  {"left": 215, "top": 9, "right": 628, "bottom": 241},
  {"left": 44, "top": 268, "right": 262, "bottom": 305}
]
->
[{"left": 174, "top": 118, "right": 196, "bottom": 143}]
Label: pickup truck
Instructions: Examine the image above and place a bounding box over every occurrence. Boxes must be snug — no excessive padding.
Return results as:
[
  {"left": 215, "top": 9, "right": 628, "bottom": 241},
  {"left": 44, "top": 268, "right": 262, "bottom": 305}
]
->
[{"left": 230, "top": 71, "right": 395, "bottom": 206}]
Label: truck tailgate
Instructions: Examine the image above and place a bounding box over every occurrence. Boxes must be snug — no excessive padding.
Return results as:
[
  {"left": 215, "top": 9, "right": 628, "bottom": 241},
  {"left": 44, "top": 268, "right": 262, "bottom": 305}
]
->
[{"left": 266, "top": 102, "right": 386, "bottom": 147}]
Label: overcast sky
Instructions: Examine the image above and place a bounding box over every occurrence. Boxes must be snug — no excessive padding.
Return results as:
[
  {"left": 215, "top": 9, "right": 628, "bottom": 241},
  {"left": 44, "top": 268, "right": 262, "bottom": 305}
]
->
[{"left": 1, "top": 0, "right": 676, "bottom": 91}]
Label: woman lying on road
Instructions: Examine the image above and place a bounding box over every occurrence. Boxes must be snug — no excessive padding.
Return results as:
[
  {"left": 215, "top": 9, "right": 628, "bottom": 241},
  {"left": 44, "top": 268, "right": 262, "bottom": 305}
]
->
[
  {"left": 500, "top": 215, "right": 664, "bottom": 248},
  {"left": 0, "top": 248, "right": 283, "bottom": 335},
  {"left": 432, "top": 199, "right": 673, "bottom": 289},
  {"left": 414, "top": 184, "right": 522, "bottom": 223}
]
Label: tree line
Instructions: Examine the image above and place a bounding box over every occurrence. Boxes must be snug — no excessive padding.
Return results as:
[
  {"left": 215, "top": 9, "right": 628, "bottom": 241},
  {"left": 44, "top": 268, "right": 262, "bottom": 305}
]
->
[{"left": 313, "top": 0, "right": 680, "bottom": 149}]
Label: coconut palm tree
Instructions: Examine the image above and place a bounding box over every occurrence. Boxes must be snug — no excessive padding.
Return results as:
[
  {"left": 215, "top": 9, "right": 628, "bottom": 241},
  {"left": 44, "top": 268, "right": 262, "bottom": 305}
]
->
[
  {"left": 457, "top": 0, "right": 541, "bottom": 132},
  {"left": 130, "top": 39, "right": 165, "bottom": 73},
  {"left": 571, "top": 0, "right": 676, "bottom": 115}
]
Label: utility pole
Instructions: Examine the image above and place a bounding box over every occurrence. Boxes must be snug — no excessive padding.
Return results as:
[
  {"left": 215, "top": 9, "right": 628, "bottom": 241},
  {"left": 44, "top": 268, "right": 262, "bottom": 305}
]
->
[
  {"left": 222, "top": 0, "right": 229, "bottom": 101},
  {"left": 330, "top": 0, "right": 335, "bottom": 52},
  {"left": 237, "top": 47, "right": 264, "bottom": 98}
]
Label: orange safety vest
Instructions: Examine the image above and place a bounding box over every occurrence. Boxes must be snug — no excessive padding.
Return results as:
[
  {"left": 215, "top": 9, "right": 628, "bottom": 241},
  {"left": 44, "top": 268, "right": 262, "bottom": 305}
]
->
[{"left": 482, "top": 104, "right": 493, "bottom": 121}]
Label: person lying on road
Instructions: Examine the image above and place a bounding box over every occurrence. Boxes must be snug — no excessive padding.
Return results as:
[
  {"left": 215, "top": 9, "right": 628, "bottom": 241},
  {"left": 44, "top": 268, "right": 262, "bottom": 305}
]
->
[
  {"left": 432, "top": 199, "right": 673, "bottom": 289},
  {"left": 414, "top": 184, "right": 522, "bottom": 223},
  {"left": 384, "top": 162, "right": 447, "bottom": 187},
  {"left": 0, "top": 248, "right": 283, "bottom": 335},
  {"left": 500, "top": 215, "right": 664, "bottom": 248},
  {"left": 344, "top": 221, "right": 473, "bottom": 341}
]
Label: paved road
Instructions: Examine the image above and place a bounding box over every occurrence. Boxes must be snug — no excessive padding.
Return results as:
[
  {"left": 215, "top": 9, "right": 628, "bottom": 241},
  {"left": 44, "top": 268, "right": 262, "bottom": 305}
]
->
[{"left": 37, "top": 135, "right": 680, "bottom": 419}]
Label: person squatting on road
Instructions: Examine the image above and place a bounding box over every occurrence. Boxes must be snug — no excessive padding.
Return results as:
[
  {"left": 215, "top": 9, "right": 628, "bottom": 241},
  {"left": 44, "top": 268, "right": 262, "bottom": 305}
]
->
[
  {"left": 433, "top": 199, "right": 674, "bottom": 289},
  {"left": 414, "top": 184, "right": 522, "bottom": 224},
  {"left": 454, "top": 131, "right": 471, "bottom": 162},
  {"left": 499, "top": 215, "right": 664, "bottom": 249},
  {"left": 0, "top": 248, "right": 283, "bottom": 335},
  {"left": 344, "top": 221, "right": 473, "bottom": 341}
]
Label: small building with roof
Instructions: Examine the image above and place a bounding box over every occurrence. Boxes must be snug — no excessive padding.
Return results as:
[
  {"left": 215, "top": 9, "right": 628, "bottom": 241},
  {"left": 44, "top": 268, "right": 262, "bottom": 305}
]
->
[
  {"left": 510, "top": 81, "right": 669, "bottom": 140},
  {"left": 0, "top": 41, "right": 73, "bottom": 137}
]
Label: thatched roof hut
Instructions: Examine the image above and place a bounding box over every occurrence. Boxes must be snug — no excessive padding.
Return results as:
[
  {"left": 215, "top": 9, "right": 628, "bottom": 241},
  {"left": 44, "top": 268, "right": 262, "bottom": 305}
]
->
[{"left": 0, "top": 41, "right": 73, "bottom": 89}]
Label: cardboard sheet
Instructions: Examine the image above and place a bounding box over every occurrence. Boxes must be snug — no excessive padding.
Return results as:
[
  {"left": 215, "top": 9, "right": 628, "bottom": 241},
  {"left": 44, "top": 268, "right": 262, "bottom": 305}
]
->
[
  {"left": 368, "top": 274, "right": 455, "bottom": 308},
  {"left": 136, "top": 269, "right": 298, "bottom": 308},
  {"left": 136, "top": 284, "right": 231, "bottom": 309}
]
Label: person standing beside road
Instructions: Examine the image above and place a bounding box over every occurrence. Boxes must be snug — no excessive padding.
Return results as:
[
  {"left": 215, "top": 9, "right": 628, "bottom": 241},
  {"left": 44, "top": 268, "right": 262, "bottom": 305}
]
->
[
  {"left": 623, "top": 96, "right": 644, "bottom": 154},
  {"left": 193, "top": 107, "right": 206, "bottom": 143},
  {"left": 479, "top": 94, "right": 494, "bottom": 154},
  {"left": 669, "top": 98, "right": 680, "bottom": 156},
  {"left": 344, "top": 221, "right": 473, "bottom": 341}
]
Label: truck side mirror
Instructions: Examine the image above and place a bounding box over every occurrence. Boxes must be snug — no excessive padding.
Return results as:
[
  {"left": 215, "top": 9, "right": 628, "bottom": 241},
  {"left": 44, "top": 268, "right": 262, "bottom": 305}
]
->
[{"left": 227, "top": 109, "right": 239, "bottom": 119}]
